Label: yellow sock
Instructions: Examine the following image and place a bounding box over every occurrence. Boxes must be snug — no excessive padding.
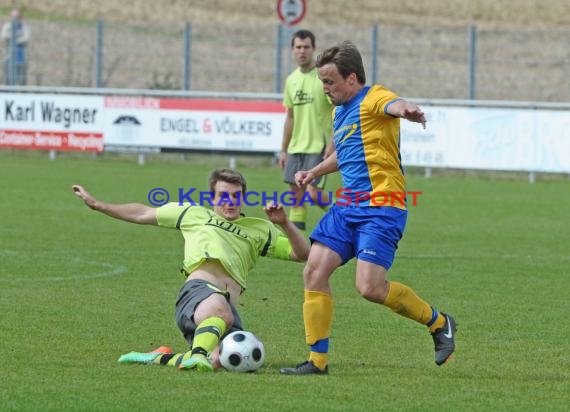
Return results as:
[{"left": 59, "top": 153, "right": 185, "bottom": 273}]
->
[
  {"left": 191, "top": 316, "right": 227, "bottom": 355},
  {"left": 289, "top": 207, "right": 307, "bottom": 232},
  {"left": 309, "top": 352, "right": 328, "bottom": 370},
  {"left": 429, "top": 313, "right": 446, "bottom": 333},
  {"left": 153, "top": 353, "right": 184, "bottom": 367},
  {"left": 153, "top": 317, "right": 227, "bottom": 367},
  {"left": 304, "top": 290, "right": 333, "bottom": 370},
  {"left": 383, "top": 281, "right": 444, "bottom": 331}
]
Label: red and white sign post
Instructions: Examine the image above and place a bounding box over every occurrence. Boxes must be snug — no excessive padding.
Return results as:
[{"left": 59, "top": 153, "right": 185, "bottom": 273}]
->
[{"left": 276, "top": 0, "right": 307, "bottom": 26}]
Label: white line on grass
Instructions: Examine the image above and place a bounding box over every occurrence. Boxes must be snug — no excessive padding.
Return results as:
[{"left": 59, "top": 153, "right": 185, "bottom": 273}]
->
[
  {"left": 39, "top": 259, "right": 128, "bottom": 282},
  {"left": 0, "top": 250, "right": 127, "bottom": 282}
]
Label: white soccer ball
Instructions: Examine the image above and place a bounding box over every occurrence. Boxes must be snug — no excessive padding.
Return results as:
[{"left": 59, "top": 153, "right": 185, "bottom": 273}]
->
[{"left": 219, "top": 331, "right": 265, "bottom": 372}]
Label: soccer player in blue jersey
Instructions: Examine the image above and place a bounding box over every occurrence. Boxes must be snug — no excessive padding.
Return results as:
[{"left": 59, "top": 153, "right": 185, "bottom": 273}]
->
[
  {"left": 280, "top": 41, "right": 457, "bottom": 375},
  {"left": 72, "top": 168, "right": 310, "bottom": 372}
]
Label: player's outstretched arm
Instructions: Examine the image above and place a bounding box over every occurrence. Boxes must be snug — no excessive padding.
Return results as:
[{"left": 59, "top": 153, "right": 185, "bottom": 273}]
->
[
  {"left": 264, "top": 202, "right": 310, "bottom": 262},
  {"left": 387, "top": 99, "right": 427, "bottom": 129},
  {"left": 72, "top": 184, "right": 158, "bottom": 225}
]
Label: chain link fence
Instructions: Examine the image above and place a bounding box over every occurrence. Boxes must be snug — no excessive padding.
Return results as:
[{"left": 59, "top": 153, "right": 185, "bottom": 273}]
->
[{"left": 2, "top": 19, "right": 570, "bottom": 102}]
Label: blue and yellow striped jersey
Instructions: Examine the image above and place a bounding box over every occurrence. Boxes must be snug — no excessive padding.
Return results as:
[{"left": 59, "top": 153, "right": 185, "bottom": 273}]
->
[{"left": 333, "top": 85, "right": 406, "bottom": 209}]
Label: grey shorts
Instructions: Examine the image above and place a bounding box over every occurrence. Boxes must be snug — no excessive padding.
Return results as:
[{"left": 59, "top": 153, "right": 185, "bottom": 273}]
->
[
  {"left": 174, "top": 279, "right": 244, "bottom": 346},
  {"left": 283, "top": 153, "right": 326, "bottom": 189}
]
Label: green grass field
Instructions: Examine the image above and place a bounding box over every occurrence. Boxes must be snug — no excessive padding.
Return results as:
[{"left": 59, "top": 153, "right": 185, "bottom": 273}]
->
[{"left": 0, "top": 152, "right": 569, "bottom": 411}]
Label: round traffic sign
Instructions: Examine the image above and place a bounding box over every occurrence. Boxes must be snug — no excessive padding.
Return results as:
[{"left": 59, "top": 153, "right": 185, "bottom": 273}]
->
[{"left": 276, "top": 0, "right": 307, "bottom": 26}]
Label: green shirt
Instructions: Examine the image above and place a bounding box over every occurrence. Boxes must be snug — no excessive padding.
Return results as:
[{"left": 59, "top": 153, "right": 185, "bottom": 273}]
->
[
  {"left": 283, "top": 67, "right": 333, "bottom": 154},
  {"left": 156, "top": 203, "right": 292, "bottom": 289}
]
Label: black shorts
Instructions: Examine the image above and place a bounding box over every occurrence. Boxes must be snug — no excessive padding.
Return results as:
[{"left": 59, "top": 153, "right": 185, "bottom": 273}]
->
[
  {"left": 283, "top": 153, "right": 326, "bottom": 189},
  {"left": 174, "top": 279, "right": 244, "bottom": 346}
]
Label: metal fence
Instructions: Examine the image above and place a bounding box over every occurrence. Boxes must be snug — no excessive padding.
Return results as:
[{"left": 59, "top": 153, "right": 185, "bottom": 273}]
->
[{"left": 2, "top": 18, "right": 570, "bottom": 102}]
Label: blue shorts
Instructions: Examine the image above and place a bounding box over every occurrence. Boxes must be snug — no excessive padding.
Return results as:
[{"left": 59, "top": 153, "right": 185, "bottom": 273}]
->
[{"left": 310, "top": 204, "right": 407, "bottom": 270}]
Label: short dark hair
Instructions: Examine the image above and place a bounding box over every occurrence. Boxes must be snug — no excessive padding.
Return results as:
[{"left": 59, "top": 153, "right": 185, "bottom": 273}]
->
[
  {"left": 208, "top": 169, "right": 247, "bottom": 193},
  {"left": 316, "top": 41, "right": 366, "bottom": 85},
  {"left": 291, "top": 29, "right": 315, "bottom": 48}
]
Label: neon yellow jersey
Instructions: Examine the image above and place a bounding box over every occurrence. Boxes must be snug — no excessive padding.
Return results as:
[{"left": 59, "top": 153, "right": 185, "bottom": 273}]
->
[
  {"left": 283, "top": 67, "right": 333, "bottom": 154},
  {"left": 156, "top": 204, "right": 292, "bottom": 289}
]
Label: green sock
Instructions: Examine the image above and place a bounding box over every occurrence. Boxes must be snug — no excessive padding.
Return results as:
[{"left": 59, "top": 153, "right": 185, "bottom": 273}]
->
[
  {"left": 289, "top": 207, "right": 307, "bottom": 232},
  {"left": 153, "top": 317, "right": 226, "bottom": 367},
  {"left": 154, "top": 353, "right": 184, "bottom": 367},
  {"left": 191, "top": 316, "right": 227, "bottom": 356}
]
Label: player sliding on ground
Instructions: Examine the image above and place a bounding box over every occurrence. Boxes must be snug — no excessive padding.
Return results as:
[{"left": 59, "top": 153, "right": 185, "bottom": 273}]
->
[{"left": 72, "top": 168, "right": 309, "bottom": 372}]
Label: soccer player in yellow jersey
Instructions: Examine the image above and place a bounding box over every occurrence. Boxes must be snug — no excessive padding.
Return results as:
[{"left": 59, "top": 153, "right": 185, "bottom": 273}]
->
[
  {"left": 281, "top": 41, "right": 457, "bottom": 375},
  {"left": 72, "top": 169, "right": 309, "bottom": 372},
  {"left": 279, "top": 30, "right": 334, "bottom": 232}
]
